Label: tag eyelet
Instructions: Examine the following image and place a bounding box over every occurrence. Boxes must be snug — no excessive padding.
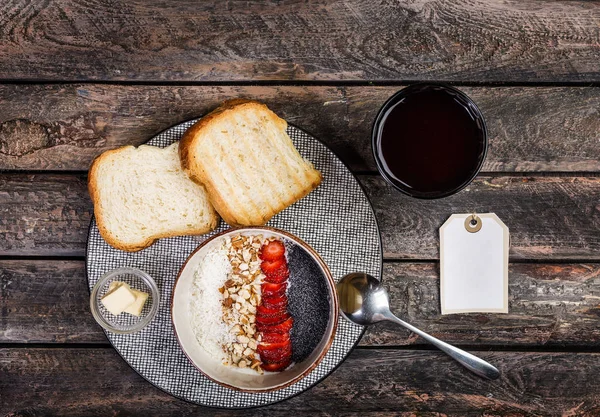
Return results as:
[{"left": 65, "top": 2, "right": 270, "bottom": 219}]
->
[{"left": 464, "top": 214, "right": 482, "bottom": 233}]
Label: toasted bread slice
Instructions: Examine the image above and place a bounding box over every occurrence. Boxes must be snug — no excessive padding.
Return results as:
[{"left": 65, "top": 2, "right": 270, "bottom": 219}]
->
[
  {"left": 88, "top": 142, "right": 218, "bottom": 252},
  {"left": 179, "top": 100, "right": 322, "bottom": 226}
]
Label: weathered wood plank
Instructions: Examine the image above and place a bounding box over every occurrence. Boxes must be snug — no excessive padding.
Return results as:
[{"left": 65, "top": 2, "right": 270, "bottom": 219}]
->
[
  {"left": 3, "top": 260, "right": 600, "bottom": 347},
  {"left": 0, "top": 260, "right": 104, "bottom": 343},
  {"left": 0, "top": 174, "right": 91, "bottom": 257},
  {"left": 365, "top": 175, "right": 600, "bottom": 260},
  {"left": 361, "top": 263, "right": 600, "bottom": 347},
  {"left": 0, "top": 0, "right": 598, "bottom": 82},
  {"left": 1, "top": 174, "right": 598, "bottom": 259},
  {"left": 2, "top": 348, "right": 600, "bottom": 416},
  {"left": 0, "top": 85, "right": 598, "bottom": 172}
]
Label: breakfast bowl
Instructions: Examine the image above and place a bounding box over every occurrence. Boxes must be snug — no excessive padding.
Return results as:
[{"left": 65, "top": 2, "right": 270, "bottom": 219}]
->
[{"left": 171, "top": 226, "right": 338, "bottom": 392}]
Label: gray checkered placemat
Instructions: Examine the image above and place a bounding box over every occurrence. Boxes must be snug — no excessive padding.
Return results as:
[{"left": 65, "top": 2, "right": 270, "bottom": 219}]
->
[{"left": 86, "top": 122, "right": 382, "bottom": 408}]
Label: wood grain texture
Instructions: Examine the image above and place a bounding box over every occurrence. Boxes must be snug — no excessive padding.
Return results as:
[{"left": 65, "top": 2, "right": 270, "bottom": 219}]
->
[
  {"left": 0, "top": 174, "right": 91, "bottom": 257},
  {"left": 3, "top": 348, "right": 600, "bottom": 416},
  {"left": 0, "top": 85, "right": 598, "bottom": 172},
  {"left": 3, "top": 260, "right": 600, "bottom": 347},
  {"left": 365, "top": 175, "right": 600, "bottom": 260},
  {"left": 0, "top": 260, "right": 104, "bottom": 343},
  {"left": 0, "top": 0, "right": 598, "bottom": 82},
  {"left": 0, "top": 174, "right": 598, "bottom": 259},
  {"left": 361, "top": 263, "right": 600, "bottom": 347}
]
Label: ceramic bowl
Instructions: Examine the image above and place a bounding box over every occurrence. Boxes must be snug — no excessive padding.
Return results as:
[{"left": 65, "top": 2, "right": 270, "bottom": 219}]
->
[{"left": 171, "top": 226, "right": 338, "bottom": 392}]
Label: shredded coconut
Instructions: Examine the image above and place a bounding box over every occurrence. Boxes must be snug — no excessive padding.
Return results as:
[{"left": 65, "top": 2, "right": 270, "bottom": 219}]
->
[{"left": 189, "top": 240, "right": 233, "bottom": 360}]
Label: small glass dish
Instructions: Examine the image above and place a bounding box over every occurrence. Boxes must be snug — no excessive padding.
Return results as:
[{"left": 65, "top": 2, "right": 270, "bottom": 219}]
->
[{"left": 90, "top": 267, "right": 160, "bottom": 334}]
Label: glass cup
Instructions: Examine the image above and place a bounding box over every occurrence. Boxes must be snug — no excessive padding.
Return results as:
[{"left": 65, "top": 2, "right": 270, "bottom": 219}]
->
[{"left": 372, "top": 84, "right": 487, "bottom": 199}]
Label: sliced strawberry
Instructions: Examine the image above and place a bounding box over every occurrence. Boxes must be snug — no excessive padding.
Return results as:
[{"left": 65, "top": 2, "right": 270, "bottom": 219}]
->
[
  {"left": 261, "top": 282, "right": 287, "bottom": 297},
  {"left": 256, "top": 312, "right": 290, "bottom": 325},
  {"left": 260, "top": 240, "right": 285, "bottom": 261},
  {"left": 263, "top": 266, "right": 289, "bottom": 284},
  {"left": 262, "top": 351, "right": 292, "bottom": 365},
  {"left": 265, "top": 316, "right": 293, "bottom": 334},
  {"left": 261, "top": 332, "right": 290, "bottom": 344},
  {"left": 262, "top": 359, "right": 291, "bottom": 372},
  {"left": 256, "top": 304, "right": 287, "bottom": 317},
  {"left": 258, "top": 338, "right": 291, "bottom": 352},
  {"left": 256, "top": 316, "right": 289, "bottom": 333},
  {"left": 260, "top": 258, "right": 286, "bottom": 275},
  {"left": 262, "top": 294, "right": 288, "bottom": 310},
  {"left": 260, "top": 345, "right": 292, "bottom": 363}
]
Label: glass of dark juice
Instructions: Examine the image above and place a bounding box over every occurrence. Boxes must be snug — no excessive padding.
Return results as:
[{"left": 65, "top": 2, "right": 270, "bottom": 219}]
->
[{"left": 372, "top": 84, "right": 487, "bottom": 199}]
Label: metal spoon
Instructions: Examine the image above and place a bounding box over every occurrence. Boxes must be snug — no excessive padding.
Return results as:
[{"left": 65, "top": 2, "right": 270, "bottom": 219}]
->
[{"left": 337, "top": 272, "right": 500, "bottom": 380}]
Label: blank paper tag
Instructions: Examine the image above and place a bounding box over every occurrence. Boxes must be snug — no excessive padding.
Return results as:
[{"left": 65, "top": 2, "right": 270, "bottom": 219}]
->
[{"left": 440, "top": 213, "right": 509, "bottom": 314}]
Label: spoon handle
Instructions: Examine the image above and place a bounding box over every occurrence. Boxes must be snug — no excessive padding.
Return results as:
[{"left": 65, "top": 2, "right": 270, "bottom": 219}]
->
[{"left": 386, "top": 314, "right": 500, "bottom": 380}]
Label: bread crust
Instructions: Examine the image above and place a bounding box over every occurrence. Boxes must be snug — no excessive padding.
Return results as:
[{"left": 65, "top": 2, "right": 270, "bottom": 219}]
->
[
  {"left": 88, "top": 145, "right": 218, "bottom": 252},
  {"left": 179, "top": 100, "right": 322, "bottom": 227}
]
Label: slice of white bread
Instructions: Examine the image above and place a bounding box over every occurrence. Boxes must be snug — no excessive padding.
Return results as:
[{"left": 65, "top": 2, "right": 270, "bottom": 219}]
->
[
  {"left": 88, "top": 142, "right": 218, "bottom": 252},
  {"left": 179, "top": 99, "right": 322, "bottom": 226}
]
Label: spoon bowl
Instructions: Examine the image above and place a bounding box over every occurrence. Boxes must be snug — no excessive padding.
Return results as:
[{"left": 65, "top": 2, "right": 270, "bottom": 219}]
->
[
  {"left": 337, "top": 272, "right": 391, "bottom": 325},
  {"left": 337, "top": 272, "right": 500, "bottom": 380}
]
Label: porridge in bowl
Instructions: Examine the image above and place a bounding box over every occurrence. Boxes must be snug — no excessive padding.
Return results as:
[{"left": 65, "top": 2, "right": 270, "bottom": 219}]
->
[
  {"left": 190, "top": 233, "right": 294, "bottom": 374},
  {"left": 172, "top": 227, "right": 338, "bottom": 392}
]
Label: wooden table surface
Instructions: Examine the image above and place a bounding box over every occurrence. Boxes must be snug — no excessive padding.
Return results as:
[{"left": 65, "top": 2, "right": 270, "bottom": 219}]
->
[{"left": 1, "top": 1, "right": 599, "bottom": 416}]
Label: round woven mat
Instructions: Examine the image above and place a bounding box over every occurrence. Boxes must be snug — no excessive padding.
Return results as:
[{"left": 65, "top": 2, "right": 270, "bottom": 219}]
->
[{"left": 86, "top": 121, "right": 382, "bottom": 408}]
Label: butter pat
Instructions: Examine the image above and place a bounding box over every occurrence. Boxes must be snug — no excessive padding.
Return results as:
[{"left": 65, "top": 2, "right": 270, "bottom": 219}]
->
[
  {"left": 124, "top": 288, "right": 149, "bottom": 317},
  {"left": 102, "top": 281, "right": 149, "bottom": 317},
  {"left": 101, "top": 284, "right": 136, "bottom": 315},
  {"left": 107, "top": 281, "right": 123, "bottom": 294}
]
